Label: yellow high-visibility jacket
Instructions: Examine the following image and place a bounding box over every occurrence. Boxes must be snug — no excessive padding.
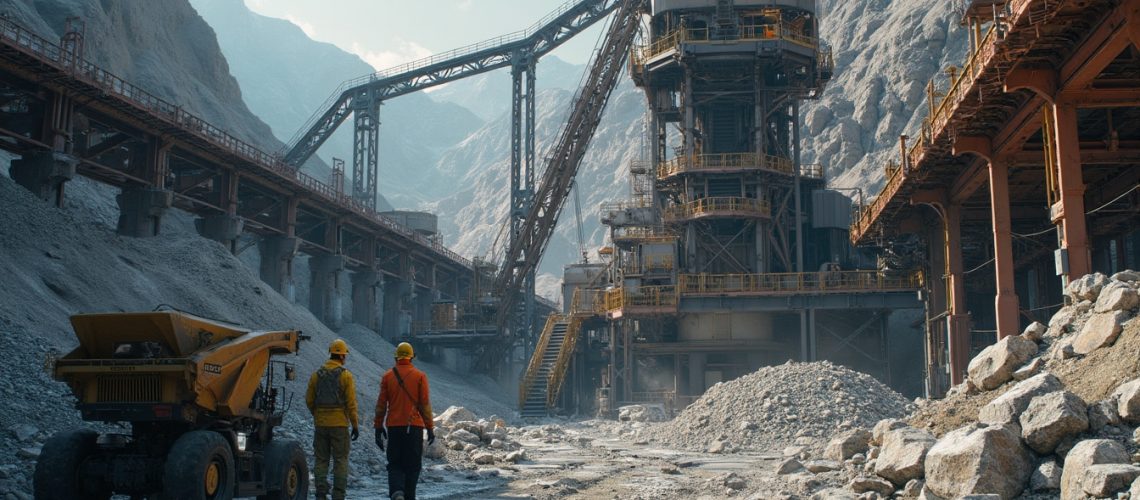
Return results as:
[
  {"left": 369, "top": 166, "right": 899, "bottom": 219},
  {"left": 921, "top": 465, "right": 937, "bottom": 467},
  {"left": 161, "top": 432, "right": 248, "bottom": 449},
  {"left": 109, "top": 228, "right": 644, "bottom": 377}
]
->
[{"left": 305, "top": 359, "right": 359, "bottom": 428}]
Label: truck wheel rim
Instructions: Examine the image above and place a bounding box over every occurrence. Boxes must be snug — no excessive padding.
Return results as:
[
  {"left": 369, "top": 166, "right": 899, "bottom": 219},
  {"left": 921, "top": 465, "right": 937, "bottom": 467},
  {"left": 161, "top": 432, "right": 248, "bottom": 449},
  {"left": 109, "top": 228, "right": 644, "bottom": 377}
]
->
[
  {"left": 205, "top": 461, "right": 221, "bottom": 495},
  {"left": 286, "top": 465, "right": 299, "bottom": 496}
]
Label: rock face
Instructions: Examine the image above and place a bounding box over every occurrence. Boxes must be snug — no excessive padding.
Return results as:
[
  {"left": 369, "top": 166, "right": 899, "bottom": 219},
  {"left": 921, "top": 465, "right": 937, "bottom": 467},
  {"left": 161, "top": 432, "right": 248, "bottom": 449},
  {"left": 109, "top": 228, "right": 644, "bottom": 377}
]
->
[
  {"left": 1072, "top": 311, "right": 1128, "bottom": 354},
  {"left": 924, "top": 424, "right": 1032, "bottom": 500},
  {"left": 1061, "top": 439, "right": 1130, "bottom": 500},
  {"left": 967, "top": 335, "right": 1038, "bottom": 390},
  {"left": 876, "top": 427, "right": 936, "bottom": 486},
  {"left": 826, "top": 429, "right": 873, "bottom": 461},
  {"left": 978, "top": 373, "right": 1062, "bottom": 425},
  {"left": 1019, "top": 391, "right": 1089, "bottom": 454}
]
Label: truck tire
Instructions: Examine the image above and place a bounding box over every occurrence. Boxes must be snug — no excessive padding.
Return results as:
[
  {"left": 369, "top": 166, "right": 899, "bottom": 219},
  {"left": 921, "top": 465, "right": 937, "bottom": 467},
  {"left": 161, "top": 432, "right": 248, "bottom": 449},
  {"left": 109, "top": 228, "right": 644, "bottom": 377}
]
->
[
  {"left": 162, "top": 431, "right": 235, "bottom": 500},
  {"left": 257, "top": 439, "right": 308, "bottom": 500},
  {"left": 33, "top": 429, "right": 109, "bottom": 499}
]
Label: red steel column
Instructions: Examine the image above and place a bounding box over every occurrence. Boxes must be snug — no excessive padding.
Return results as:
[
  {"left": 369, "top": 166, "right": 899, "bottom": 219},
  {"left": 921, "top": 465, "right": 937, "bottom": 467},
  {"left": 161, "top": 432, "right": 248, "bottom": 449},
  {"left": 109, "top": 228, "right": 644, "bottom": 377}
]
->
[
  {"left": 989, "top": 159, "right": 1020, "bottom": 339},
  {"left": 945, "top": 203, "right": 970, "bottom": 384},
  {"left": 1051, "top": 101, "right": 1090, "bottom": 282}
]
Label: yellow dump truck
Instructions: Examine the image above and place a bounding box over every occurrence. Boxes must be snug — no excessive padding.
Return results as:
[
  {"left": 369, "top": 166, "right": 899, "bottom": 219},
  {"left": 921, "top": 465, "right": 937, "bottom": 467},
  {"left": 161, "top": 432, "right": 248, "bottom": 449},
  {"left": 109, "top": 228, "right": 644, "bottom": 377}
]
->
[{"left": 34, "top": 310, "right": 308, "bottom": 500}]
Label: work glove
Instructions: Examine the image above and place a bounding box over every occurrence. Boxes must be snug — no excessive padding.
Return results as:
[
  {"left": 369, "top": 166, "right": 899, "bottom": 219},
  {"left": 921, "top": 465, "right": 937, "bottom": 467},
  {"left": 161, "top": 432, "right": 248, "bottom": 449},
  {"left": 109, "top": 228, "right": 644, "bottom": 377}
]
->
[
  {"left": 350, "top": 427, "right": 359, "bottom": 441},
  {"left": 375, "top": 427, "right": 387, "bottom": 451},
  {"left": 426, "top": 428, "right": 435, "bottom": 446}
]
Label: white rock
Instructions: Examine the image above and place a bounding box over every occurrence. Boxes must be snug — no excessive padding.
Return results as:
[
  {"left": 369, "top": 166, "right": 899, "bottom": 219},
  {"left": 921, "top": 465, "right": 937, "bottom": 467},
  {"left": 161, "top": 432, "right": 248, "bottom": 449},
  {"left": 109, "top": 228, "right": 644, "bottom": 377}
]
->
[
  {"left": 470, "top": 451, "right": 495, "bottom": 465},
  {"left": 423, "top": 439, "right": 447, "bottom": 459},
  {"left": 978, "top": 372, "right": 1062, "bottom": 425},
  {"left": 902, "top": 479, "right": 924, "bottom": 497},
  {"left": 1094, "top": 281, "right": 1140, "bottom": 313},
  {"left": 7, "top": 424, "right": 37, "bottom": 443},
  {"left": 1061, "top": 439, "right": 1130, "bottom": 500},
  {"left": 1019, "top": 390, "right": 1089, "bottom": 454},
  {"left": 1081, "top": 463, "right": 1140, "bottom": 497},
  {"left": 777, "top": 458, "right": 805, "bottom": 475},
  {"left": 1130, "top": 475, "right": 1140, "bottom": 500},
  {"left": 967, "top": 335, "right": 1038, "bottom": 391},
  {"left": 923, "top": 424, "right": 1032, "bottom": 499},
  {"left": 825, "top": 429, "right": 872, "bottom": 461},
  {"left": 1022, "top": 322, "right": 1047, "bottom": 342},
  {"left": 849, "top": 476, "right": 894, "bottom": 495},
  {"left": 435, "top": 406, "right": 477, "bottom": 427},
  {"left": 875, "top": 427, "right": 936, "bottom": 486},
  {"left": 1114, "top": 378, "right": 1140, "bottom": 424},
  {"left": 1073, "top": 310, "right": 1128, "bottom": 354},
  {"left": 1012, "top": 358, "right": 1044, "bottom": 381},
  {"left": 504, "top": 449, "right": 526, "bottom": 463},
  {"left": 1110, "top": 270, "right": 1139, "bottom": 282},
  {"left": 804, "top": 459, "right": 841, "bottom": 473},
  {"left": 1069, "top": 273, "right": 1109, "bottom": 302},
  {"left": 871, "top": 418, "right": 907, "bottom": 446},
  {"left": 448, "top": 428, "right": 480, "bottom": 444},
  {"left": 1029, "top": 460, "right": 1062, "bottom": 492}
]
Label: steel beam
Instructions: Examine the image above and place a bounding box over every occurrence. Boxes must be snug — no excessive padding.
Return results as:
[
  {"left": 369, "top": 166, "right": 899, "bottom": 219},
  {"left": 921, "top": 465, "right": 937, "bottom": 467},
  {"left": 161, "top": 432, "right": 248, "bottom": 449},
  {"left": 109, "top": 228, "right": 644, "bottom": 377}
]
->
[
  {"left": 1051, "top": 100, "right": 1091, "bottom": 283},
  {"left": 988, "top": 158, "right": 1020, "bottom": 339}
]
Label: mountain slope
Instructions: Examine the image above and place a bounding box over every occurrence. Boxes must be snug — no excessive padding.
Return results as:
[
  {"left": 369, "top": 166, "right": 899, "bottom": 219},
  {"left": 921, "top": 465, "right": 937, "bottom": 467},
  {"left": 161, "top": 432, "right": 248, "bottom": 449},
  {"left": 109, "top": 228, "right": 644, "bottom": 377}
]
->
[{"left": 190, "top": 0, "right": 484, "bottom": 208}]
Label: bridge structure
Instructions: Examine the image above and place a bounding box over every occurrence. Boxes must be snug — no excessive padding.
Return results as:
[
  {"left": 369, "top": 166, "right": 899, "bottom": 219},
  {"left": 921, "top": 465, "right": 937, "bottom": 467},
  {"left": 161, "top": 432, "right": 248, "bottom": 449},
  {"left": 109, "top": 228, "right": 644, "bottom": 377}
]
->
[
  {"left": 0, "top": 15, "right": 560, "bottom": 343},
  {"left": 849, "top": 0, "right": 1140, "bottom": 395}
]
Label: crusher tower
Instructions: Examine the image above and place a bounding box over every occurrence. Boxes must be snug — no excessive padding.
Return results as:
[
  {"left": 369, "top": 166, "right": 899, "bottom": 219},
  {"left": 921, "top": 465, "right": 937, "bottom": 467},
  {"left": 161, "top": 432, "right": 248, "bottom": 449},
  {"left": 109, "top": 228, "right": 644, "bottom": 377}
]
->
[{"left": 518, "top": 0, "right": 928, "bottom": 418}]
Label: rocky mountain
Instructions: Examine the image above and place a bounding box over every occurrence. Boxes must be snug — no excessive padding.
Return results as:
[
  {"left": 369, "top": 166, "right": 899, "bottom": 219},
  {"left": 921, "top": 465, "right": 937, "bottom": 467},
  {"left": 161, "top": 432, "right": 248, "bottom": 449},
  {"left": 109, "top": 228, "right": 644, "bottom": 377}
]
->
[
  {"left": 805, "top": 0, "right": 970, "bottom": 189},
  {"left": 190, "top": 0, "right": 485, "bottom": 209},
  {"left": 0, "top": 0, "right": 280, "bottom": 151}
]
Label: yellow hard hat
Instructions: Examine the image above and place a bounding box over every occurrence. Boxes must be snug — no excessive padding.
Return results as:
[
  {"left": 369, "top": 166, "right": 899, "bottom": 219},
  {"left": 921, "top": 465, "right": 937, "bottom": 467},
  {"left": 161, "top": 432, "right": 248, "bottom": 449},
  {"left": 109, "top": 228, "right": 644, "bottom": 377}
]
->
[
  {"left": 329, "top": 339, "right": 349, "bottom": 356},
  {"left": 395, "top": 342, "right": 414, "bottom": 360}
]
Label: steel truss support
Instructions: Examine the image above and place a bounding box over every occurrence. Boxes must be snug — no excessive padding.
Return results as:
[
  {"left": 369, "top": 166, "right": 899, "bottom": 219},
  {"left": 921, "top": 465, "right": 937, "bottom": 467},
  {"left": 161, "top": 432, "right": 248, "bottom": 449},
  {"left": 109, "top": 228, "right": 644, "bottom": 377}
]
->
[
  {"left": 352, "top": 90, "right": 380, "bottom": 210},
  {"left": 509, "top": 56, "right": 539, "bottom": 347}
]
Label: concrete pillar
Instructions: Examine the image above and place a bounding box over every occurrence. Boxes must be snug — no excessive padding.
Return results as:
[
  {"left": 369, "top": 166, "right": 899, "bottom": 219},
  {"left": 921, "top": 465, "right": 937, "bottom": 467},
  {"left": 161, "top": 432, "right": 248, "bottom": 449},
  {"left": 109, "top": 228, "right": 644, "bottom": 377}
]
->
[
  {"left": 688, "top": 353, "right": 706, "bottom": 396},
  {"left": 1051, "top": 101, "right": 1091, "bottom": 282},
  {"left": 381, "top": 278, "right": 409, "bottom": 339},
  {"left": 259, "top": 236, "right": 299, "bottom": 300},
  {"left": 352, "top": 271, "right": 381, "bottom": 330},
  {"left": 9, "top": 151, "right": 76, "bottom": 206},
  {"left": 310, "top": 254, "right": 346, "bottom": 328},
  {"left": 945, "top": 203, "right": 971, "bottom": 384},
  {"left": 988, "top": 160, "right": 1020, "bottom": 339},
  {"left": 195, "top": 215, "right": 243, "bottom": 252},
  {"left": 116, "top": 187, "right": 173, "bottom": 237}
]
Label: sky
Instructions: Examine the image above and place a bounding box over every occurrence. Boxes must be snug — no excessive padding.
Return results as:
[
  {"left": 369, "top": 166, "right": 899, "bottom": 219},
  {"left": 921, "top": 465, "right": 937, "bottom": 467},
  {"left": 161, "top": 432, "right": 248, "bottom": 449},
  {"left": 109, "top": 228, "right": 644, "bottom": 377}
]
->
[{"left": 243, "top": 0, "right": 603, "bottom": 70}]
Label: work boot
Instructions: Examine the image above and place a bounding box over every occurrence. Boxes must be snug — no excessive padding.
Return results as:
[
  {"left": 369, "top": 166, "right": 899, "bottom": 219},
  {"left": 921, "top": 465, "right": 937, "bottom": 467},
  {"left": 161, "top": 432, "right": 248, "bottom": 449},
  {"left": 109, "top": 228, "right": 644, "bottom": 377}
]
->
[{"left": 391, "top": 491, "right": 405, "bottom": 500}]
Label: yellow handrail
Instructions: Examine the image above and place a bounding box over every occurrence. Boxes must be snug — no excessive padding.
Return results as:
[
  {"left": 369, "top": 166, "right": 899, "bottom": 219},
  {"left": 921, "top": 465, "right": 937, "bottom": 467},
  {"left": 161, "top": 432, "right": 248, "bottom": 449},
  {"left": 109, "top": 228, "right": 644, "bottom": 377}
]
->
[
  {"left": 518, "top": 315, "right": 559, "bottom": 410},
  {"left": 546, "top": 317, "right": 582, "bottom": 408},
  {"left": 663, "top": 197, "right": 772, "bottom": 221},
  {"left": 677, "top": 270, "right": 925, "bottom": 295},
  {"left": 636, "top": 23, "right": 821, "bottom": 62},
  {"left": 604, "top": 286, "right": 678, "bottom": 313}
]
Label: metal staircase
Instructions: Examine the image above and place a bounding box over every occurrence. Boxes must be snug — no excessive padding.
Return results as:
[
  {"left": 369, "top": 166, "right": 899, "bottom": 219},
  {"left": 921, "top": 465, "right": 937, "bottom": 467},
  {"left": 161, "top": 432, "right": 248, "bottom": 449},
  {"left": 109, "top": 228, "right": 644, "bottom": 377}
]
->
[{"left": 519, "top": 315, "right": 581, "bottom": 417}]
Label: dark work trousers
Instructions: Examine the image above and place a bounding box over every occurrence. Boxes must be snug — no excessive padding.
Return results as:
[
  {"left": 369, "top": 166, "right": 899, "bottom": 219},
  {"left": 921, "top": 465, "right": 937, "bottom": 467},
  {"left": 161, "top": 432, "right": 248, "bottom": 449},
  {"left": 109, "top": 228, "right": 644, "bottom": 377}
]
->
[{"left": 386, "top": 426, "right": 424, "bottom": 500}]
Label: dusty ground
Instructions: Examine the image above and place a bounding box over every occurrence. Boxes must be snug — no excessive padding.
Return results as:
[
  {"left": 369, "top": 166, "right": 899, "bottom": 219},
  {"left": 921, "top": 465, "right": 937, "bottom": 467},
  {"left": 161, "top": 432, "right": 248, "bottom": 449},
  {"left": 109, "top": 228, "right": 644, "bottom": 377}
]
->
[{"left": 345, "top": 421, "right": 808, "bottom": 500}]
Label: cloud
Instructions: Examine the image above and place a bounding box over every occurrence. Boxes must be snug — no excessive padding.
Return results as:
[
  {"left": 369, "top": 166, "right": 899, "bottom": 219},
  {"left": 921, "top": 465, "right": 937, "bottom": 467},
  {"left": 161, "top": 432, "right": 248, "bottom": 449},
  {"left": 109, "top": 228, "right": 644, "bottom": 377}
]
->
[
  {"left": 284, "top": 13, "right": 318, "bottom": 39},
  {"left": 350, "top": 40, "right": 433, "bottom": 72},
  {"left": 456, "top": 0, "right": 474, "bottom": 11}
]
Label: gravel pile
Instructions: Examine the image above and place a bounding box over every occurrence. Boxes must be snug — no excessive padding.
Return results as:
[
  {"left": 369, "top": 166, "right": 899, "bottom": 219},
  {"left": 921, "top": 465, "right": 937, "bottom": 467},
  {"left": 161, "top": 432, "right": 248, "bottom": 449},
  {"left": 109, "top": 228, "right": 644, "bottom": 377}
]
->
[{"left": 646, "top": 361, "right": 911, "bottom": 452}]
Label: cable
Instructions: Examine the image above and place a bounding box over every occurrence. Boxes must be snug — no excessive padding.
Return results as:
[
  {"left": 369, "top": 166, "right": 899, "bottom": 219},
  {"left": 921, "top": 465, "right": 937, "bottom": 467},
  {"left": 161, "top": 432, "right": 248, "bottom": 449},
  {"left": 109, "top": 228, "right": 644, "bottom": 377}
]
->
[
  {"left": 1011, "top": 184, "right": 1139, "bottom": 238},
  {"left": 964, "top": 257, "right": 995, "bottom": 275}
]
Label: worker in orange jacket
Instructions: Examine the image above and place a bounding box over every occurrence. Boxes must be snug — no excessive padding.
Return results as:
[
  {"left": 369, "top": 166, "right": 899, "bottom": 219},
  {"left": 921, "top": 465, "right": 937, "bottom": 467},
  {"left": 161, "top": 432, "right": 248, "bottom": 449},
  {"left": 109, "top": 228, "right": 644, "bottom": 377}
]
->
[{"left": 374, "top": 342, "right": 435, "bottom": 500}]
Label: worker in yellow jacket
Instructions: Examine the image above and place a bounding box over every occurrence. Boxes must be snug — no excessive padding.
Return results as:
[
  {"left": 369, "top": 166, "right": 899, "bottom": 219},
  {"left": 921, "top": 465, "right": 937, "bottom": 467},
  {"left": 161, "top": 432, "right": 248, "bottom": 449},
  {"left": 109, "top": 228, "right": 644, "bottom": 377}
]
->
[{"left": 306, "top": 339, "right": 360, "bottom": 500}]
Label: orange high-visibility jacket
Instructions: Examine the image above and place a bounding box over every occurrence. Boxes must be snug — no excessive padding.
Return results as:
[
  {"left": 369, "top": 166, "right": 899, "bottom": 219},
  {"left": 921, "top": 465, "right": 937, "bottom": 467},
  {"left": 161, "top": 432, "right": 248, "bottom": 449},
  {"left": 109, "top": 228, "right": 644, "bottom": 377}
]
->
[{"left": 374, "top": 359, "right": 434, "bottom": 430}]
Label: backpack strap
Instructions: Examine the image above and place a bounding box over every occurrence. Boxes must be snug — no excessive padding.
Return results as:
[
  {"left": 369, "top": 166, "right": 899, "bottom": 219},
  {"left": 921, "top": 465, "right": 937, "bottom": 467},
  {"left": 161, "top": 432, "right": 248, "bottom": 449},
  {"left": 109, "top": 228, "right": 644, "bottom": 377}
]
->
[{"left": 391, "top": 366, "right": 429, "bottom": 429}]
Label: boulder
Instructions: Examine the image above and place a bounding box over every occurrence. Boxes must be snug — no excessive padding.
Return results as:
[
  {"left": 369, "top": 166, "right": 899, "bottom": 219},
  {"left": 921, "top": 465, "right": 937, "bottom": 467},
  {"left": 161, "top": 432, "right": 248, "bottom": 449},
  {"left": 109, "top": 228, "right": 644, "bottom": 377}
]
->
[
  {"left": 1094, "top": 281, "right": 1139, "bottom": 313},
  {"left": 902, "top": 479, "right": 924, "bottom": 497},
  {"left": 1048, "top": 305, "right": 1081, "bottom": 337},
  {"left": 871, "top": 418, "right": 907, "bottom": 446},
  {"left": 875, "top": 427, "right": 936, "bottom": 486},
  {"left": 967, "top": 335, "right": 1038, "bottom": 390},
  {"left": 924, "top": 424, "right": 1032, "bottom": 500},
  {"left": 1072, "top": 310, "right": 1127, "bottom": 354},
  {"left": 618, "top": 404, "right": 667, "bottom": 422},
  {"left": 1012, "top": 358, "right": 1043, "bottom": 381},
  {"left": 435, "top": 406, "right": 477, "bottom": 428},
  {"left": 1131, "top": 475, "right": 1140, "bottom": 500},
  {"left": 1029, "top": 460, "right": 1061, "bottom": 492},
  {"left": 1081, "top": 463, "right": 1140, "bottom": 497},
  {"left": 423, "top": 439, "right": 447, "bottom": 459},
  {"left": 804, "top": 460, "right": 841, "bottom": 473},
  {"left": 1111, "top": 270, "right": 1140, "bottom": 282},
  {"left": 447, "top": 428, "right": 480, "bottom": 445},
  {"left": 1060, "top": 439, "right": 1130, "bottom": 500},
  {"left": 707, "top": 439, "right": 729, "bottom": 454},
  {"left": 1019, "top": 391, "right": 1089, "bottom": 454},
  {"left": 504, "top": 449, "right": 526, "bottom": 463},
  {"left": 825, "top": 429, "right": 872, "bottom": 461},
  {"left": 455, "top": 421, "right": 485, "bottom": 438},
  {"left": 1069, "top": 273, "right": 1109, "bottom": 302},
  {"left": 849, "top": 476, "right": 895, "bottom": 496},
  {"left": 1021, "top": 322, "right": 1047, "bottom": 342},
  {"left": 978, "top": 372, "right": 1062, "bottom": 425},
  {"left": 777, "top": 458, "right": 806, "bottom": 475},
  {"left": 470, "top": 451, "right": 495, "bottom": 465},
  {"left": 1114, "top": 378, "right": 1140, "bottom": 424}
]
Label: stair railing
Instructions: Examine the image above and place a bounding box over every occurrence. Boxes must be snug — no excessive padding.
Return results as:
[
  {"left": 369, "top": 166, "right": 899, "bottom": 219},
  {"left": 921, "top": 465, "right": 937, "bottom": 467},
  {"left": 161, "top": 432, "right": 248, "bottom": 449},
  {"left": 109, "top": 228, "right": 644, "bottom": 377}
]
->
[
  {"left": 519, "top": 314, "right": 561, "bottom": 409},
  {"left": 546, "top": 317, "right": 583, "bottom": 408}
]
